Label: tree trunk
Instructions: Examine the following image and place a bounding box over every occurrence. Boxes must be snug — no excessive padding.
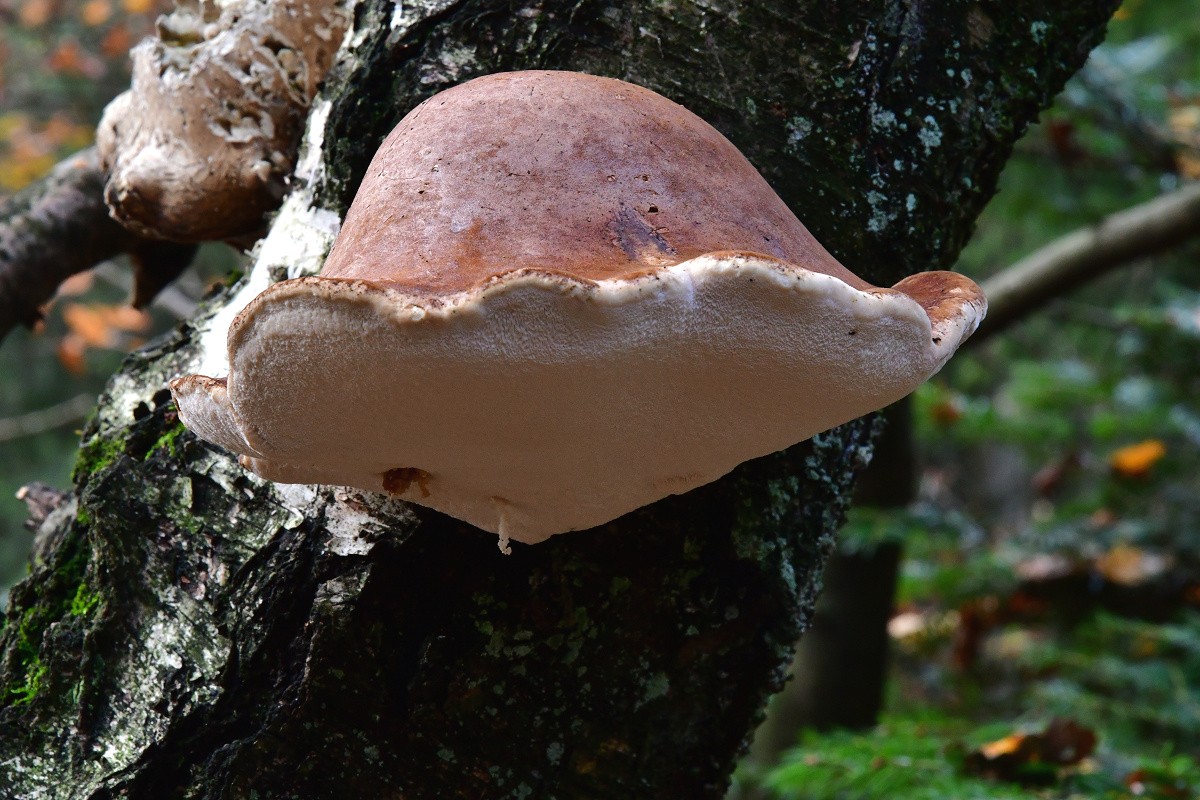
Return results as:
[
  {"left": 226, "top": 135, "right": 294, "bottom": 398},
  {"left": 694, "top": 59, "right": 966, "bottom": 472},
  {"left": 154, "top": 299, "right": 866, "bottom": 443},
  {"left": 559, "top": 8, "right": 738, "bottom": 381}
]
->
[
  {"left": 0, "top": 2, "right": 1117, "bottom": 797},
  {"left": 739, "top": 399, "right": 916, "bottom": 790}
]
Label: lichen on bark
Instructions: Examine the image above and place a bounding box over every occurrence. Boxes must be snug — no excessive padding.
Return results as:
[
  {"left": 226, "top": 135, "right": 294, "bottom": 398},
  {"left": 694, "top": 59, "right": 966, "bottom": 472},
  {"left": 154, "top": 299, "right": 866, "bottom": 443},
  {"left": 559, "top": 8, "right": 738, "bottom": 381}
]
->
[{"left": 0, "top": 1, "right": 1119, "bottom": 798}]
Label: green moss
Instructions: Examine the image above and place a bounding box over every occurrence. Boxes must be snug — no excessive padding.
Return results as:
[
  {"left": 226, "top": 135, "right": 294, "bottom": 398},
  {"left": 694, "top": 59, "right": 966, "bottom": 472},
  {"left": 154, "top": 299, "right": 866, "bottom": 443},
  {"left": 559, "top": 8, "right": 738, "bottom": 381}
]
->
[
  {"left": 69, "top": 582, "right": 101, "bottom": 617},
  {"left": 1, "top": 531, "right": 95, "bottom": 707},
  {"left": 147, "top": 422, "right": 186, "bottom": 459},
  {"left": 8, "top": 605, "right": 51, "bottom": 705},
  {"left": 72, "top": 432, "right": 127, "bottom": 483},
  {"left": 8, "top": 660, "right": 47, "bottom": 706}
]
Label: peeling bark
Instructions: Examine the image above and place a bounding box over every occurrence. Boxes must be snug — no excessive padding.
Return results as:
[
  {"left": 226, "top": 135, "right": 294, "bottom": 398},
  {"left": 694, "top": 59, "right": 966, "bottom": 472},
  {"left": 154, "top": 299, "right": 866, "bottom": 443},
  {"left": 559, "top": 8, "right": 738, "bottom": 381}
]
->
[{"left": 0, "top": 2, "right": 1118, "bottom": 798}]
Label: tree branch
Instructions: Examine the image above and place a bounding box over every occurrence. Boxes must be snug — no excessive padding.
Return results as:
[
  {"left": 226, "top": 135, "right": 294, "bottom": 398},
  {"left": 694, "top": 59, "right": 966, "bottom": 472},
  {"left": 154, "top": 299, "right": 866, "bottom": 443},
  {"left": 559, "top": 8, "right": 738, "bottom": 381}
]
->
[
  {"left": 0, "top": 394, "right": 95, "bottom": 443},
  {"left": 974, "top": 180, "right": 1200, "bottom": 341},
  {"left": 0, "top": 149, "right": 196, "bottom": 344}
]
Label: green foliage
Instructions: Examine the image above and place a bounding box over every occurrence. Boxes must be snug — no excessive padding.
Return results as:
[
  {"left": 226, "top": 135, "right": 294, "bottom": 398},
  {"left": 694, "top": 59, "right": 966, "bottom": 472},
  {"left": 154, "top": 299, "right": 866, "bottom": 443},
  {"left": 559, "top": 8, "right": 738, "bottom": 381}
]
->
[
  {"left": 760, "top": 612, "right": 1200, "bottom": 800},
  {"left": 1021, "top": 614, "right": 1200, "bottom": 748},
  {"left": 766, "top": 716, "right": 1028, "bottom": 800}
]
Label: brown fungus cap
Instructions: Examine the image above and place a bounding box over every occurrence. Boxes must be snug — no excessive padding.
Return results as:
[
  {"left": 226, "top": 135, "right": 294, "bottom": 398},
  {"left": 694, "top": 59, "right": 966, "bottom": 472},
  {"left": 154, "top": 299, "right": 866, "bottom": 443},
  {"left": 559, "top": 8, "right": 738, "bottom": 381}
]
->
[{"left": 171, "top": 70, "right": 986, "bottom": 547}]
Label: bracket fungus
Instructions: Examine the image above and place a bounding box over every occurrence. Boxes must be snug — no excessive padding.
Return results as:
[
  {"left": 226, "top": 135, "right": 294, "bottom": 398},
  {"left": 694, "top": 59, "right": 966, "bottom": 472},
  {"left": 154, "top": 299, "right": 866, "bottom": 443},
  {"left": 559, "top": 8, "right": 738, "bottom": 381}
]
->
[
  {"left": 171, "top": 70, "right": 986, "bottom": 548},
  {"left": 97, "top": 0, "right": 350, "bottom": 243}
]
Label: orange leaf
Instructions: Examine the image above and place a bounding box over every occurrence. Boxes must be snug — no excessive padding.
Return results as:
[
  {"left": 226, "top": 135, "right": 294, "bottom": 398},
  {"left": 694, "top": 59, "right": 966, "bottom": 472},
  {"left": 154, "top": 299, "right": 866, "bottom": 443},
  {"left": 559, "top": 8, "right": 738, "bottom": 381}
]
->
[
  {"left": 966, "top": 719, "right": 1096, "bottom": 783},
  {"left": 47, "top": 39, "right": 104, "bottom": 79},
  {"left": 122, "top": 0, "right": 154, "bottom": 13},
  {"left": 107, "top": 305, "right": 151, "bottom": 333},
  {"left": 81, "top": 0, "right": 113, "bottom": 26},
  {"left": 1109, "top": 439, "right": 1166, "bottom": 479},
  {"left": 929, "top": 398, "right": 963, "bottom": 425},
  {"left": 19, "top": 0, "right": 53, "bottom": 27},
  {"left": 57, "top": 271, "right": 95, "bottom": 298},
  {"left": 979, "top": 733, "right": 1028, "bottom": 760},
  {"left": 63, "top": 303, "right": 119, "bottom": 348},
  {"left": 101, "top": 23, "right": 133, "bottom": 58},
  {"left": 62, "top": 303, "right": 152, "bottom": 348},
  {"left": 1095, "top": 544, "right": 1170, "bottom": 587},
  {"left": 47, "top": 39, "right": 84, "bottom": 75},
  {"left": 56, "top": 334, "right": 88, "bottom": 375}
]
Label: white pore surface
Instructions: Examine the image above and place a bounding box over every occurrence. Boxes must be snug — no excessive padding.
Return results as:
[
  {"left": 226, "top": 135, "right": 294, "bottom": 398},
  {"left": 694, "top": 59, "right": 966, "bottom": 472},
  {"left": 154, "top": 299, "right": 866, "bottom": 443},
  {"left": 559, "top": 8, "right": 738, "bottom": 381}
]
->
[{"left": 174, "top": 253, "right": 955, "bottom": 544}]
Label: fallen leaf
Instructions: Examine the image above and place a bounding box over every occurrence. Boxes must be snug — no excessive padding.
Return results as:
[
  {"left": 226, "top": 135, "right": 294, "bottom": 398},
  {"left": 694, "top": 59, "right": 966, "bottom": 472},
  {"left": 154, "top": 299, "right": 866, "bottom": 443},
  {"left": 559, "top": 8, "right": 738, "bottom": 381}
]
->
[
  {"left": 42, "top": 113, "right": 92, "bottom": 149},
  {"left": 1032, "top": 451, "right": 1080, "bottom": 496},
  {"left": 887, "top": 611, "right": 927, "bottom": 639},
  {"left": 62, "top": 303, "right": 152, "bottom": 349},
  {"left": 47, "top": 39, "right": 105, "bottom": 79},
  {"left": 101, "top": 23, "right": 134, "bottom": 58},
  {"left": 979, "top": 733, "right": 1028, "bottom": 761},
  {"left": 1040, "top": 718, "right": 1097, "bottom": 766},
  {"left": 965, "top": 718, "right": 1096, "bottom": 784},
  {"left": 1095, "top": 544, "right": 1171, "bottom": 587},
  {"left": 56, "top": 271, "right": 95, "bottom": 298},
  {"left": 0, "top": 152, "right": 57, "bottom": 191},
  {"left": 929, "top": 395, "right": 964, "bottom": 425},
  {"left": 1109, "top": 439, "right": 1167, "bottom": 479},
  {"left": 107, "top": 305, "right": 151, "bottom": 333},
  {"left": 19, "top": 0, "right": 53, "bottom": 27}
]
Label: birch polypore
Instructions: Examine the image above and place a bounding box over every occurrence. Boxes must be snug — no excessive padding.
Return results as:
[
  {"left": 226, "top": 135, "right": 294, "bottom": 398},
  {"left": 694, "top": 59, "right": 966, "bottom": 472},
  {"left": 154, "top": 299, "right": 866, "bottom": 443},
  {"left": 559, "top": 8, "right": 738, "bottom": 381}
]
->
[
  {"left": 171, "top": 71, "right": 987, "bottom": 546},
  {"left": 97, "top": 0, "right": 351, "bottom": 242}
]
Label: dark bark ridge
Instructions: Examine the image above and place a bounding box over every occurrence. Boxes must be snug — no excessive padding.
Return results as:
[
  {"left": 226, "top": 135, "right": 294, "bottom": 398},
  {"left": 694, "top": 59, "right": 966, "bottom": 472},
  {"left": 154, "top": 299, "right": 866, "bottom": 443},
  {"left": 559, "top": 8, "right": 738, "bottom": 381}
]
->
[{"left": 0, "top": 1, "right": 1118, "bottom": 798}]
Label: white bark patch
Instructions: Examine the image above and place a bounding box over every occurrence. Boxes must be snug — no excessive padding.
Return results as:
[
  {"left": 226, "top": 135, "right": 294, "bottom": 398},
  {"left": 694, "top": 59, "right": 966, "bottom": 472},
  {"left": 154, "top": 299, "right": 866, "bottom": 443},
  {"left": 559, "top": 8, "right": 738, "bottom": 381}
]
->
[
  {"left": 192, "top": 197, "right": 341, "bottom": 379},
  {"left": 390, "top": 0, "right": 459, "bottom": 36}
]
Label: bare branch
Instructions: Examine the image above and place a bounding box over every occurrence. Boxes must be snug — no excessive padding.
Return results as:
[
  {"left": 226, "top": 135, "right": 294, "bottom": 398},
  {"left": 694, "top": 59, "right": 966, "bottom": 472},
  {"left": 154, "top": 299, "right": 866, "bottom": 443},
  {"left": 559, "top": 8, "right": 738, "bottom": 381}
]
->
[
  {"left": 0, "top": 150, "right": 120, "bottom": 336},
  {"left": 973, "top": 180, "right": 1200, "bottom": 341},
  {"left": 0, "top": 393, "right": 94, "bottom": 443}
]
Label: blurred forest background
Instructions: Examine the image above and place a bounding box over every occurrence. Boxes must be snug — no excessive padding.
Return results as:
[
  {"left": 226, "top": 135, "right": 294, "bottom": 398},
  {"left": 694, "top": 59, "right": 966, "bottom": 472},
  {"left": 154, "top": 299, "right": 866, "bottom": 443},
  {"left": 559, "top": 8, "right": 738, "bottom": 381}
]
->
[{"left": 0, "top": 1, "right": 1198, "bottom": 798}]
